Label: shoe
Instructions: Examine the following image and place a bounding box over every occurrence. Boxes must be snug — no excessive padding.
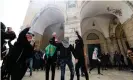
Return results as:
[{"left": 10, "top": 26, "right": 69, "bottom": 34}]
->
[
  {"left": 30, "top": 73, "right": 32, "bottom": 77},
  {"left": 98, "top": 73, "right": 103, "bottom": 75},
  {"left": 81, "top": 73, "right": 85, "bottom": 77}
]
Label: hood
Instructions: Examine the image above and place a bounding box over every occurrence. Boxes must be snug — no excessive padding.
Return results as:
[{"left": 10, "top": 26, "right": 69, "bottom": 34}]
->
[
  {"left": 17, "top": 27, "right": 30, "bottom": 46},
  {"left": 62, "top": 38, "right": 69, "bottom": 48}
]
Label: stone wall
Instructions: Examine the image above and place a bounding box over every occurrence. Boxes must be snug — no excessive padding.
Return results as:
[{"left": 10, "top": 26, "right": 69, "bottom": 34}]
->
[{"left": 123, "top": 15, "right": 133, "bottom": 48}]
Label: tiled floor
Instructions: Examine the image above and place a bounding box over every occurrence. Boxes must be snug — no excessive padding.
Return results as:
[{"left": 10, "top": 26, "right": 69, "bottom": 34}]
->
[{"left": 23, "top": 69, "right": 133, "bottom": 80}]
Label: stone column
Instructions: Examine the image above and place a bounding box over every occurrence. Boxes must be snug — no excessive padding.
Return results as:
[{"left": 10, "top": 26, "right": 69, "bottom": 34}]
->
[
  {"left": 118, "top": 39, "right": 128, "bottom": 65},
  {"left": 112, "top": 38, "right": 120, "bottom": 52},
  {"left": 84, "top": 44, "right": 89, "bottom": 68},
  {"left": 104, "top": 41, "right": 109, "bottom": 54},
  {"left": 106, "top": 38, "right": 114, "bottom": 53},
  {"left": 123, "top": 16, "right": 133, "bottom": 48},
  {"left": 121, "top": 39, "right": 127, "bottom": 54},
  {"left": 106, "top": 38, "right": 114, "bottom": 64},
  {"left": 117, "top": 39, "right": 124, "bottom": 55}
]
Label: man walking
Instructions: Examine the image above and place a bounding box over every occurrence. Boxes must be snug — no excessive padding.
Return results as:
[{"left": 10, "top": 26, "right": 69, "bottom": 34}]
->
[{"left": 89, "top": 48, "right": 102, "bottom": 75}]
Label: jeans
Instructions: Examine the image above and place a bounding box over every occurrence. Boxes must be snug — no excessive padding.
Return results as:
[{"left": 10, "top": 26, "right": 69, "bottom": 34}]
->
[
  {"left": 27, "top": 58, "right": 33, "bottom": 75},
  {"left": 60, "top": 59, "right": 74, "bottom": 80}
]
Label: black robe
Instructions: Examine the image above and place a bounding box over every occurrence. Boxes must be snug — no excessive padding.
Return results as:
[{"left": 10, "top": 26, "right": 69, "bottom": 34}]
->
[{"left": 4, "top": 28, "right": 34, "bottom": 80}]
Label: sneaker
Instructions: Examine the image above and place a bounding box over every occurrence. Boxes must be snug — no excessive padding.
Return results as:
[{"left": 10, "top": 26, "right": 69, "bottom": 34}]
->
[
  {"left": 81, "top": 73, "right": 85, "bottom": 77},
  {"left": 98, "top": 73, "right": 103, "bottom": 75}
]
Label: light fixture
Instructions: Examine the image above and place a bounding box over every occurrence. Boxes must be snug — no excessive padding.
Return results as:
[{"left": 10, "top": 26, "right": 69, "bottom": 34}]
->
[{"left": 92, "top": 21, "right": 95, "bottom": 26}]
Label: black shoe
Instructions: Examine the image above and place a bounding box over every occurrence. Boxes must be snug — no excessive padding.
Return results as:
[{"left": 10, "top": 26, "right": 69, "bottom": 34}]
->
[
  {"left": 30, "top": 73, "right": 32, "bottom": 77},
  {"left": 77, "top": 77, "right": 80, "bottom": 80}
]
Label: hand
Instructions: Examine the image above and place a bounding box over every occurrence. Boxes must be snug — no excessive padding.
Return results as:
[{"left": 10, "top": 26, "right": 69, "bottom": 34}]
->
[
  {"left": 98, "top": 59, "right": 101, "bottom": 62},
  {"left": 75, "top": 59, "right": 78, "bottom": 63},
  {"left": 75, "top": 31, "right": 78, "bottom": 34}
]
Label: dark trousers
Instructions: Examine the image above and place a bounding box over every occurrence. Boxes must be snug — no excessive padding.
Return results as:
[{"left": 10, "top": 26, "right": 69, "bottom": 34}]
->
[
  {"left": 75, "top": 59, "right": 89, "bottom": 80},
  {"left": 89, "top": 60, "right": 101, "bottom": 74},
  {"left": 45, "top": 58, "right": 56, "bottom": 80},
  {"left": 60, "top": 59, "right": 74, "bottom": 80},
  {"left": 11, "top": 62, "right": 28, "bottom": 80},
  {"left": 81, "top": 66, "right": 84, "bottom": 75}
]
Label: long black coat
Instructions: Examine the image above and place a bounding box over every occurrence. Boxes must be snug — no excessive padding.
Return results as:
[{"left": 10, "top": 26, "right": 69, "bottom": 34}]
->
[{"left": 5, "top": 28, "right": 34, "bottom": 80}]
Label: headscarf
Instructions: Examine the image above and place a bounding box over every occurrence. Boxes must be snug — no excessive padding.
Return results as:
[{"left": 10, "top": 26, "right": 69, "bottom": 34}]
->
[{"left": 62, "top": 38, "right": 69, "bottom": 48}]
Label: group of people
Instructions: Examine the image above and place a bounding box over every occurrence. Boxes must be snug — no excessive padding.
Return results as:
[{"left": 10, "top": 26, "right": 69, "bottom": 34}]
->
[
  {"left": 26, "top": 49, "right": 45, "bottom": 76},
  {"left": 1, "top": 21, "right": 133, "bottom": 80},
  {"left": 44, "top": 31, "right": 89, "bottom": 80},
  {"left": 1, "top": 22, "right": 89, "bottom": 80}
]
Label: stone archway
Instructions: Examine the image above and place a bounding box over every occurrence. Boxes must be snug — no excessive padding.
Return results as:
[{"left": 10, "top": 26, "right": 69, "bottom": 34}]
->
[{"left": 28, "top": 5, "right": 65, "bottom": 49}]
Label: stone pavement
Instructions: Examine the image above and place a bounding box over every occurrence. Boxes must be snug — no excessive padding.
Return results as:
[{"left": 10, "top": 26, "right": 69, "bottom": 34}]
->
[{"left": 23, "top": 69, "right": 133, "bottom": 80}]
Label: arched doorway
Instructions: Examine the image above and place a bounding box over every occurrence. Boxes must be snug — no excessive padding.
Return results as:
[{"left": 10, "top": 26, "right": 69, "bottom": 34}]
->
[
  {"left": 87, "top": 33, "right": 101, "bottom": 66},
  {"left": 83, "top": 29, "right": 107, "bottom": 66}
]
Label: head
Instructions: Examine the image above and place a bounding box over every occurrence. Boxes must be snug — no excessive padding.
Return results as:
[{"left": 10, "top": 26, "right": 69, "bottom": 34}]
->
[
  {"left": 7, "top": 27, "right": 12, "bottom": 32},
  {"left": 17, "top": 27, "right": 35, "bottom": 47},
  {"left": 94, "top": 47, "right": 98, "bottom": 51},
  {"left": 75, "top": 39, "right": 79, "bottom": 44},
  {"left": 62, "top": 37, "right": 69, "bottom": 48},
  {"left": 26, "top": 32, "right": 35, "bottom": 42},
  {"left": 49, "top": 38, "right": 54, "bottom": 45},
  {"left": 52, "top": 32, "right": 57, "bottom": 37},
  {"left": 62, "top": 38, "right": 69, "bottom": 44},
  {"left": 127, "top": 48, "right": 133, "bottom": 53},
  {"left": 115, "top": 51, "right": 118, "bottom": 54}
]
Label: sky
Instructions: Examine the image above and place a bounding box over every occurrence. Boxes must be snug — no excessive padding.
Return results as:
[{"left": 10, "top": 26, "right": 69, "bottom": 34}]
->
[
  {"left": 0, "top": 0, "right": 62, "bottom": 46},
  {"left": 0, "top": 0, "right": 63, "bottom": 37},
  {"left": 0, "top": 0, "right": 30, "bottom": 36},
  {"left": 0, "top": 0, "right": 30, "bottom": 47}
]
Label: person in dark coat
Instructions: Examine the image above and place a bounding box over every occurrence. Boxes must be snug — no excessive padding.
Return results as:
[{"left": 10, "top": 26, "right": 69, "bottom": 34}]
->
[
  {"left": 1, "top": 23, "right": 16, "bottom": 59},
  {"left": 74, "top": 31, "right": 89, "bottom": 80},
  {"left": 1, "top": 23, "right": 16, "bottom": 80},
  {"left": 45, "top": 37, "right": 57, "bottom": 80},
  {"left": 2, "top": 27, "right": 35, "bottom": 80},
  {"left": 57, "top": 38, "right": 75, "bottom": 80},
  {"left": 6, "top": 27, "right": 16, "bottom": 48}
]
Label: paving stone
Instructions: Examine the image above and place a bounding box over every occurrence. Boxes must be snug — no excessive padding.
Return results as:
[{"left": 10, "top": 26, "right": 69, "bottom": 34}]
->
[{"left": 23, "top": 69, "right": 133, "bottom": 80}]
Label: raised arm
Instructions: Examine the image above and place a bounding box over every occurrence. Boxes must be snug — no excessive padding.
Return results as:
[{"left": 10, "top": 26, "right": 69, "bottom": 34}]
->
[
  {"left": 75, "top": 31, "right": 82, "bottom": 40},
  {"left": 75, "top": 31, "right": 84, "bottom": 46}
]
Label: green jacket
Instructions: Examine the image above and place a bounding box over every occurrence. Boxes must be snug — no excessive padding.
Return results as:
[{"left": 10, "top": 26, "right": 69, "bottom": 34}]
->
[{"left": 45, "top": 44, "right": 57, "bottom": 59}]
